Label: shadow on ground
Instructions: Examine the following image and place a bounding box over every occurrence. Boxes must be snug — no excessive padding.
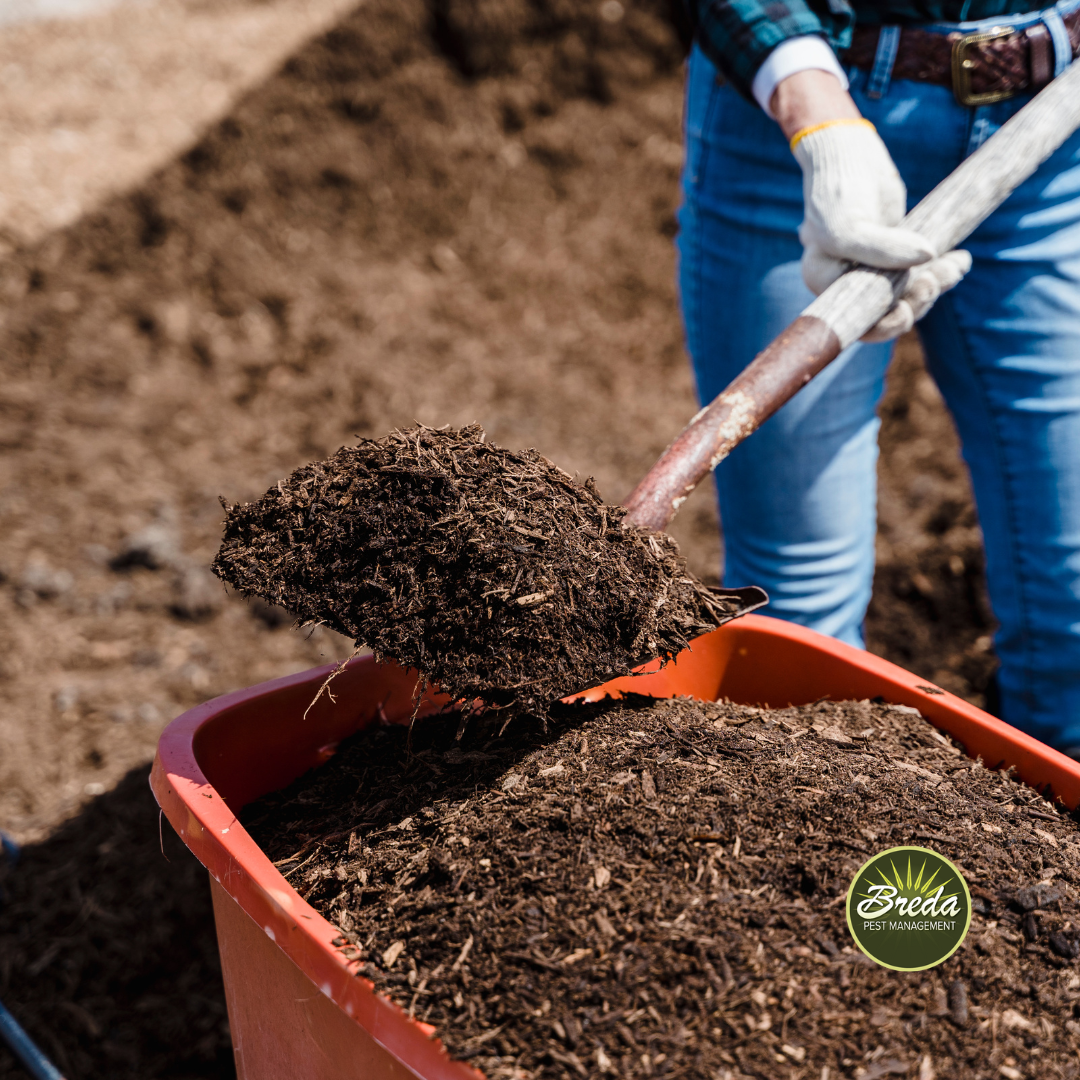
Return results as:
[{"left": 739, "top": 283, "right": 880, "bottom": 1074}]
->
[{"left": 0, "top": 767, "right": 234, "bottom": 1080}]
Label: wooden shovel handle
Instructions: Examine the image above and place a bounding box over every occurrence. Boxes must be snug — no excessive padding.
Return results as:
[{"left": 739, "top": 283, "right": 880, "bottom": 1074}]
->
[{"left": 623, "top": 63, "right": 1080, "bottom": 533}]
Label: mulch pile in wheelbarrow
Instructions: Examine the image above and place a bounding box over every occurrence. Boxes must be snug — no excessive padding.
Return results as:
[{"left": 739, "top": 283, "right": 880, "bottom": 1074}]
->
[
  {"left": 244, "top": 696, "right": 1080, "bottom": 1080},
  {"left": 214, "top": 424, "right": 752, "bottom": 710}
]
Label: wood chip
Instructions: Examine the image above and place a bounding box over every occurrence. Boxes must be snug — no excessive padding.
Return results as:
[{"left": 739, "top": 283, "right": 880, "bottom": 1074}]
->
[{"left": 381, "top": 940, "right": 405, "bottom": 968}]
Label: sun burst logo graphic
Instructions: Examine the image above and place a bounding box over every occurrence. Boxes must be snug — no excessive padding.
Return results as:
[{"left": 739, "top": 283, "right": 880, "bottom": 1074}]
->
[{"left": 846, "top": 846, "right": 971, "bottom": 971}]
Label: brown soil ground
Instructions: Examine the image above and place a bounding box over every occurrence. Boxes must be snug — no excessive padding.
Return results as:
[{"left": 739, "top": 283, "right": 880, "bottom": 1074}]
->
[
  {"left": 0, "top": 0, "right": 995, "bottom": 1076},
  {"left": 0, "top": 0, "right": 360, "bottom": 248},
  {"left": 0, "top": 770, "right": 232, "bottom": 1079},
  {"left": 245, "top": 695, "right": 1080, "bottom": 1080}
]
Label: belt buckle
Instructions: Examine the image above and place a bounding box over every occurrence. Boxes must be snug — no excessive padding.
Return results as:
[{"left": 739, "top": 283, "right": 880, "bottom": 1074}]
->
[{"left": 951, "top": 26, "right": 1018, "bottom": 106}]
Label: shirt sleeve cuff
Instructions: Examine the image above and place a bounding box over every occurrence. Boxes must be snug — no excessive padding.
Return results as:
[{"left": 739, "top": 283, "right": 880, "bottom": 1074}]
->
[{"left": 751, "top": 36, "right": 850, "bottom": 119}]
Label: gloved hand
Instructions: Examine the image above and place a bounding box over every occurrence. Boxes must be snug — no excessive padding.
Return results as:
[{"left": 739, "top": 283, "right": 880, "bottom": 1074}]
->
[{"left": 791, "top": 118, "right": 971, "bottom": 342}]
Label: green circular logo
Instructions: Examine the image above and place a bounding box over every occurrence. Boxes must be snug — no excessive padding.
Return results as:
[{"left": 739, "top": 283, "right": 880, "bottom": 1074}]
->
[{"left": 846, "top": 846, "right": 972, "bottom": 971}]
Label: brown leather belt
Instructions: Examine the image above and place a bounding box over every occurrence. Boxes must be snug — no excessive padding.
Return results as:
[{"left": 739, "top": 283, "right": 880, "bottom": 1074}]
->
[{"left": 840, "top": 9, "right": 1080, "bottom": 106}]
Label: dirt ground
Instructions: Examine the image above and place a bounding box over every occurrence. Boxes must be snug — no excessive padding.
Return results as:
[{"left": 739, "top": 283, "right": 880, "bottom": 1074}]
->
[
  {"left": 0, "top": 0, "right": 995, "bottom": 1076},
  {"left": 0, "top": 0, "right": 359, "bottom": 248},
  {"left": 0, "top": 770, "right": 233, "bottom": 1079}
]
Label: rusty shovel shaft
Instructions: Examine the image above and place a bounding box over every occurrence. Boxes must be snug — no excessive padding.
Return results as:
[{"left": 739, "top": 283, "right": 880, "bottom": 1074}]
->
[
  {"left": 622, "top": 315, "right": 843, "bottom": 532},
  {"left": 622, "top": 62, "right": 1080, "bottom": 534}
]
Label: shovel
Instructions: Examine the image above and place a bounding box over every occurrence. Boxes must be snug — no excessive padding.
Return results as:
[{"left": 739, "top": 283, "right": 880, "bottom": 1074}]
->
[
  {"left": 214, "top": 66, "right": 1080, "bottom": 709},
  {"left": 622, "top": 63, "right": 1080, "bottom": 534}
]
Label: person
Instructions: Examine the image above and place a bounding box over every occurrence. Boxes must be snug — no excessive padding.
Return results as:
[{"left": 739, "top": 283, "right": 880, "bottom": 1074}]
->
[{"left": 677, "top": 0, "right": 1080, "bottom": 752}]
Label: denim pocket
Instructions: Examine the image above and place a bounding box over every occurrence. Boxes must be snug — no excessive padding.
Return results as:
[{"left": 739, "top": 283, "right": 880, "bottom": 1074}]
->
[{"left": 683, "top": 47, "right": 722, "bottom": 191}]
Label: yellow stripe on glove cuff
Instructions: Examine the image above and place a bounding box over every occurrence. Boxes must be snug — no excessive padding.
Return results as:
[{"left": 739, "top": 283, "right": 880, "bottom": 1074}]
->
[{"left": 789, "top": 117, "right": 876, "bottom": 152}]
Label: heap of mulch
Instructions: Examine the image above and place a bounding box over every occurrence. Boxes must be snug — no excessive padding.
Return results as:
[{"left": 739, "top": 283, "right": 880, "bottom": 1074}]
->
[
  {"left": 0, "top": 768, "right": 234, "bottom": 1080},
  {"left": 244, "top": 696, "right": 1080, "bottom": 1080},
  {"left": 214, "top": 425, "right": 757, "bottom": 710}
]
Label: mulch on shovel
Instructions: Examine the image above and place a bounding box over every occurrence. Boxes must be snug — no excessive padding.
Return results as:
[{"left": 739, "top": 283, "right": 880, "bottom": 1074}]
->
[
  {"left": 244, "top": 696, "right": 1080, "bottom": 1080},
  {"left": 213, "top": 425, "right": 747, "bottom": 711}
]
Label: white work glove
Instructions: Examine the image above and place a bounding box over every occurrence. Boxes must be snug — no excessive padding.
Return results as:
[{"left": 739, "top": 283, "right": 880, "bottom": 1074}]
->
[{"left": 792, "top": 118, "right": 971, "bottom": 343}]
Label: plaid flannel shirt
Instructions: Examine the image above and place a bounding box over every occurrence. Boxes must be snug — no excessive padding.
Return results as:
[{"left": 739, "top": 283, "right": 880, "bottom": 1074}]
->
[{"left": 687, "top": 0, "right": 1061, "bottom": 102}]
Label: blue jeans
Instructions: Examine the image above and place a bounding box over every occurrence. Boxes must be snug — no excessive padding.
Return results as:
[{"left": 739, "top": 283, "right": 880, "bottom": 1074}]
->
[{"left": 677, "top": 31, "right": 1080, "bottom": 749}]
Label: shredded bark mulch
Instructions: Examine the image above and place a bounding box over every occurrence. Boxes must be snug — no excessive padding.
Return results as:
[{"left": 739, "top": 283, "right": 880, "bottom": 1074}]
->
[
  {"left": 214, "top": 425, "right": 757, "bottom": 710},
  {"left": 243, "top": 696, "right": 1080, "bottom": 1080}
]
